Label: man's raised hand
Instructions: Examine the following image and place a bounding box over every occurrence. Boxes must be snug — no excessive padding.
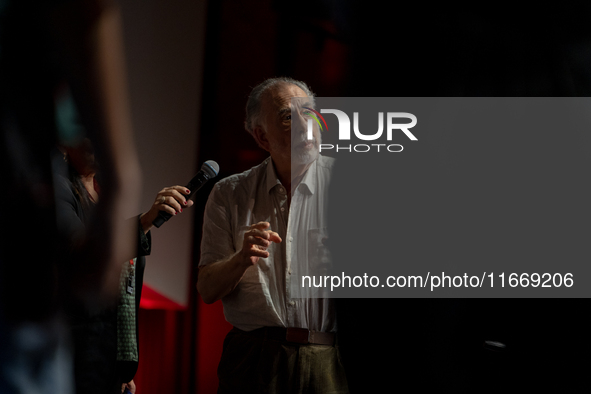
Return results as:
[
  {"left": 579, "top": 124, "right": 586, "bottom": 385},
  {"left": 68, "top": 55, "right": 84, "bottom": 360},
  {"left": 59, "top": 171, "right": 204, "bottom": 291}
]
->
[{"left": 239, "top": 221, "right": 282, "bottom": 266}]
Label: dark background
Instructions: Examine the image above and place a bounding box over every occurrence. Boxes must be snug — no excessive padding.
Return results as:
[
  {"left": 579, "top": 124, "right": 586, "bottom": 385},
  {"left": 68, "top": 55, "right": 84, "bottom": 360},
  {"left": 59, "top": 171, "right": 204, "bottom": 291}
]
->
[
  {"left": 183, "top": 1, "right": 591, "bottom": 393},
  {"left": 189, "top": 2, "right": 591, "bottom": 393},
  {"left": 4, "top": 0, "right": 591, "bottom": 393},
  {"left": 37, "top": 0, "right": 588, "bottom": 392}
]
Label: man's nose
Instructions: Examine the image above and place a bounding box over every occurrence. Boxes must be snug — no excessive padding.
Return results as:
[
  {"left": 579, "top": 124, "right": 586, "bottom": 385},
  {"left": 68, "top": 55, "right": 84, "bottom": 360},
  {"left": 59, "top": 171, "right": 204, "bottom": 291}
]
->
[{"left": 291, "top": 113, "right": 308, "bottom": 135}]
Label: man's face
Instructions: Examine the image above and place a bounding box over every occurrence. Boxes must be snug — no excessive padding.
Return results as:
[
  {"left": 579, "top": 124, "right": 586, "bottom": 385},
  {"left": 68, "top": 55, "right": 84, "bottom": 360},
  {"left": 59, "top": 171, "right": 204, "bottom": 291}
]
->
[{"left": 257, "top": 83, "right": 321, "bottom": 166}]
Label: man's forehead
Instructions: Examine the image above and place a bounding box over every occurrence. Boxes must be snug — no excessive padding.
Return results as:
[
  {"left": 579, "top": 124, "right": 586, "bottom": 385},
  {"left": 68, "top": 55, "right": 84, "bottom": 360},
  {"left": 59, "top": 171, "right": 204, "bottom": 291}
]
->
[{"left": 265, "top": 83, "right": 308, "bottom": 108}]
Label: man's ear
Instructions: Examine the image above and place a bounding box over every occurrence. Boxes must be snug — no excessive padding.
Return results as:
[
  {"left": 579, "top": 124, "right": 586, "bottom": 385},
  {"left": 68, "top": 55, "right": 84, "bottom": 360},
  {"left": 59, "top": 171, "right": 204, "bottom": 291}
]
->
[{"left": 252, "top": 126, "right": 271, "bottom": 152}]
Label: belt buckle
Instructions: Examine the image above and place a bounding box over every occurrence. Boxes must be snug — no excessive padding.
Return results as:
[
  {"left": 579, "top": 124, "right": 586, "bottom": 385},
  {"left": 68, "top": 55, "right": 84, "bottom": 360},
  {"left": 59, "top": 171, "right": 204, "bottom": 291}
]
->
[{"left": 285, "top": 327, "right": 309, "bottom": 344}]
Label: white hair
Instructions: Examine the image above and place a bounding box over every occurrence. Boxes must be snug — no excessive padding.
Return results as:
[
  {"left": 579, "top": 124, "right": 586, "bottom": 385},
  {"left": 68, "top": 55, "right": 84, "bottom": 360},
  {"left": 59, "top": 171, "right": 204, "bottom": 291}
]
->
[{"left": 244, "top": 77, "right": 316, "bottom": 135}]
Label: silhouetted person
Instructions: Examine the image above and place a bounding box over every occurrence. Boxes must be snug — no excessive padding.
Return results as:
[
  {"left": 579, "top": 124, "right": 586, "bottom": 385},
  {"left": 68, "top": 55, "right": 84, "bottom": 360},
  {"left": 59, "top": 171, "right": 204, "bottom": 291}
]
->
[{"left": 0, "top": 1, "right": 142, "bottom": 392}]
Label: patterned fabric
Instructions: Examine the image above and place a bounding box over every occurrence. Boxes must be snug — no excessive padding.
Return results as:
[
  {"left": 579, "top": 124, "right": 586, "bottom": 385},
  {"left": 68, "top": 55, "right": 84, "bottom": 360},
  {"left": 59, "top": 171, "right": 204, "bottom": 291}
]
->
[{"left": 116, "top": 259, "right": 138, "bottom": 362}]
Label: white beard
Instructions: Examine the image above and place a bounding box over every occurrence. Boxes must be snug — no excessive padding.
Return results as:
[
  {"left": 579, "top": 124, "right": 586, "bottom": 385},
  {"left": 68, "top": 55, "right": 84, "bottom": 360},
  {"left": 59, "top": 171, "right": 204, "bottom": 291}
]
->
[{"left": 291, "top": 131, "right": 321, "bottom": 166}]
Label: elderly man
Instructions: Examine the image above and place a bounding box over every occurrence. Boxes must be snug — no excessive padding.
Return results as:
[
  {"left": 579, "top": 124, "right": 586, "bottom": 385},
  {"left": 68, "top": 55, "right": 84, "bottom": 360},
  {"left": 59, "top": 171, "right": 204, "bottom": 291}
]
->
[{"left": 197, "top": 77, "right": 348, "bottom": 393}]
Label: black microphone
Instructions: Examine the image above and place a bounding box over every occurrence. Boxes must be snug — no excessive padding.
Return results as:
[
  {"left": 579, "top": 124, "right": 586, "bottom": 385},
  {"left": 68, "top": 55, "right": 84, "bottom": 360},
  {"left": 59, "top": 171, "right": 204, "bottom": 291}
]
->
[{"left": 152, "top": 160, "right": 219, "bottom": 228}]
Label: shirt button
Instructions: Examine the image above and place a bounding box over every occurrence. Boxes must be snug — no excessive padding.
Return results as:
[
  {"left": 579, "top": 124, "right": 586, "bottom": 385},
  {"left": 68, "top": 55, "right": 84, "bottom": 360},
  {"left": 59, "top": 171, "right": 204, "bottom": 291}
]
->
[
  {"left": 279, "top": 187, "right": 285, "bottom": 193},
  {"left": 280, "top": 207, "right": 285, "bottom": 212},
  {"left": 289, "top": 301, "right": 296, "bottom": 306}
]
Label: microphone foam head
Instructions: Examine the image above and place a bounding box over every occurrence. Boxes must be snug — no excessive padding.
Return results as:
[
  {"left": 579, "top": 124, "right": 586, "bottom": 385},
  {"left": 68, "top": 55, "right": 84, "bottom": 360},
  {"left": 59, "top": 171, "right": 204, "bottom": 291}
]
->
[{"left": 202, "top": 160, "right": 219, "bottom": 177}]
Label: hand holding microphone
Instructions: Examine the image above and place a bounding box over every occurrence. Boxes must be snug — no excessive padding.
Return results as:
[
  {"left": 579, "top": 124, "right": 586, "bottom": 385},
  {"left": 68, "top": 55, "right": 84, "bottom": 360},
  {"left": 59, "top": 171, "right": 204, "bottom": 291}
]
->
[
  {"left": 138, "top": 186, "right": 192, "bottom": 233},
  {"left": 150, "top": 160, "right": 219, "bottom": 228},
  {"left": 139, "top": 160, "right": 219, "bottom": 232}
]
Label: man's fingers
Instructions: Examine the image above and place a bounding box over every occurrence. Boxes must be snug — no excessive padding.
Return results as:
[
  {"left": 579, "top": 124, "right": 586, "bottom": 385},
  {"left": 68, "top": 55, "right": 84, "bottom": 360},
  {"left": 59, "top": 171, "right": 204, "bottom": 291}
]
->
[
  {"left": 247, "top": 246, "right": 269, "bottom": 258},
  {"left": 242, "top": 224, "right": 278, "bottom": 263},
  {"left": 267, "top": 231, "right": 282, "bottom": 243},
  {"left": 250, "top": 221, "right": 271, "bottom": 230},
  {"left": 242, "top": 224, "right": 281, "bottom": 263},
  {"left": 245, "top": 235, "right": 270, "bottom": 248},
  {"left": 246, "top": 228, "right": 273, "bottom": 239},
  {"left": 245, "top": 226, "right": 281, "bottom": 243},
  {"left": 239, "top": 244, "right": 269, "bottom": 266}
]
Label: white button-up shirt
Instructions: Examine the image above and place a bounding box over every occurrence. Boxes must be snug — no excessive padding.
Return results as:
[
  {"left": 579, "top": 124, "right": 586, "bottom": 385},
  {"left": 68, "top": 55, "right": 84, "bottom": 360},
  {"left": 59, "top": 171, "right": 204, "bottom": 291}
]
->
[{"left": 199, "top": 155, "right": 336, "bottom": 332}]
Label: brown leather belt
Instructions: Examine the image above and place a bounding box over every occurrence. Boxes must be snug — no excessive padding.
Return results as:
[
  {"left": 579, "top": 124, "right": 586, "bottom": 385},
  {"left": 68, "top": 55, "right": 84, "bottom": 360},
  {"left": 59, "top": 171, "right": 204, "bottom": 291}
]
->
[{"left": 233, "top": 326, "right": 335, "bottom": 346}]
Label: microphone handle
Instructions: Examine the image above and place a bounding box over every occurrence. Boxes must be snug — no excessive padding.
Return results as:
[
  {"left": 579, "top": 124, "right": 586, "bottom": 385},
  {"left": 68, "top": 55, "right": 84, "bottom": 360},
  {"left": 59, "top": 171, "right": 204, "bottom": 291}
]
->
[{"left": 152, "top": 172, "right": 211, "bottom": 228}]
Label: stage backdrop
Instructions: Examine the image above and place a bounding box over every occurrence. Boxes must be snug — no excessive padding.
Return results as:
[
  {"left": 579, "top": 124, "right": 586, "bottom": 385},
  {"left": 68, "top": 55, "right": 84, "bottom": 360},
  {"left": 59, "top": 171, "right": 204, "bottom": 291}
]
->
[{"left": 118, "top": 0, "right": 207, "bottom": 306}]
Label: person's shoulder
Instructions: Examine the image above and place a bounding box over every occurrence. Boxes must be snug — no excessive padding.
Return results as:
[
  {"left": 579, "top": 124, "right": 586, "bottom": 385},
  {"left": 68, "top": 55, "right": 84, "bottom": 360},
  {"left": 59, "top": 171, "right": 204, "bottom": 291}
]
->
[
  {"left": 316, "top": 155, "right": 335, "bottom": 170},
  {"left": 54, "top": 172, "right": 72, "bottom": 188},
  {"left": 213, "top": 157, "right": 270, "bottom": 192},
  {"left": 53, "top": 173, "right": 76, "bottom": 201}
]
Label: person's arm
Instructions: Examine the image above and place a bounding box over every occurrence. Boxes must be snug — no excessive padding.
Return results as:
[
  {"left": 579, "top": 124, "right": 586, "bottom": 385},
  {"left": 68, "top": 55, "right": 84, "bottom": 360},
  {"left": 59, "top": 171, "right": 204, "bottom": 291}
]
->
[
  {"left": 197, "top": 221, "right": 281, "bottom": 304},
  {"left": 196, "top": 184, "right": 281, "bottom": 304},
  {"left": 53, "top": 173, "right": 87, "bottom": 249},
  {"left": 134, "top": 185, "right": 193, "bottom": 261}
]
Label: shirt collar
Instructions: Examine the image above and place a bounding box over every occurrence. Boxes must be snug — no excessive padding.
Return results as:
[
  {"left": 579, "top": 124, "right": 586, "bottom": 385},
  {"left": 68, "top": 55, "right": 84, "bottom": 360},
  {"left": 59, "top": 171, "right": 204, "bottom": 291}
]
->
[
  {"left": 265, "top": 156, "right": 318, "bottom": 195},
  {"left": 266, "top": 157, "right": 283, "bottom": 194},
  {"left": 297, "top": 158, "right": 317, "bottom": 195}
]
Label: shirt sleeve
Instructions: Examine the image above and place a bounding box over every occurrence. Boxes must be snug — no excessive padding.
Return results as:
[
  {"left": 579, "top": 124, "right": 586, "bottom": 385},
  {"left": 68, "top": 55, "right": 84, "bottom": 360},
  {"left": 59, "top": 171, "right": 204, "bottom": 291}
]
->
[
  {"left": 199, "top": 182, "right": 236, "bottom": 267},
  {"left": 136, "top": 215, "right": 151, "bottom": 257},
  {"left": 54, "top": 174, "right": 86, "bottom": 248}
]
